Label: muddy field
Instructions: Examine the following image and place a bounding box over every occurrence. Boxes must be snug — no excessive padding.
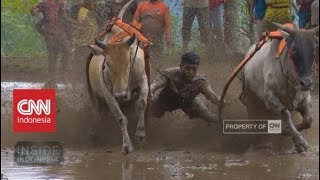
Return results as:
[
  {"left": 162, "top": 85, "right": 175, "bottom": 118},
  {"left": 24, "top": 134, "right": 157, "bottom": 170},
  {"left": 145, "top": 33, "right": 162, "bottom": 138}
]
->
[{"left": 1, "top": 57, "right": 319, "bottom": 180}]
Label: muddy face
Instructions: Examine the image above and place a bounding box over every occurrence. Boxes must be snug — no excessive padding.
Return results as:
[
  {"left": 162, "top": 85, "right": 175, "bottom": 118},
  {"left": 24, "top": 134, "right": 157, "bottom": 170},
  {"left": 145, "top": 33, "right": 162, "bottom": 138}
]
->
[{"left": 180, "top": 64, "right": 198, "bottom": 82}]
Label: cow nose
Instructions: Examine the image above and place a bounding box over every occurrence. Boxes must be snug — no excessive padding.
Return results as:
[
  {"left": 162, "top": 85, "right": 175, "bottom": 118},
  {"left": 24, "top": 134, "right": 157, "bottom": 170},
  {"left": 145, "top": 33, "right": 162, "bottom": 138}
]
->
[
  {"left": 123, "top": 94, "right": 128, "bottom": 101},
  {"left": 114, "top": 92, "right": 130, "bottom": 101},
  {"left": 300, "top": 78, "right": 312, "bottom": 91}
]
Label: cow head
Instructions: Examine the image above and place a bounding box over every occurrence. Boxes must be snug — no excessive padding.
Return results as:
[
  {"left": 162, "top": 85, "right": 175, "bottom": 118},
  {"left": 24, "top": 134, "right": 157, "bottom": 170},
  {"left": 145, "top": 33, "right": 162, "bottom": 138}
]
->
[
  {"left": 273, "top": 22, "right": 319, "bottom": 91},
  {"left": 88, "top": 34, "right": 136, "bottom": 101}
]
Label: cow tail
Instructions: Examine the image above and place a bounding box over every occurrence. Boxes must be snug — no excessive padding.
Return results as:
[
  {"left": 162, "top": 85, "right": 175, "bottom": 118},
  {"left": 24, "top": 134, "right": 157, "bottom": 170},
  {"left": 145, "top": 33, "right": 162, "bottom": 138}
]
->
[{"left": 86, "top": 53, "right": 95, "bottom": 103}]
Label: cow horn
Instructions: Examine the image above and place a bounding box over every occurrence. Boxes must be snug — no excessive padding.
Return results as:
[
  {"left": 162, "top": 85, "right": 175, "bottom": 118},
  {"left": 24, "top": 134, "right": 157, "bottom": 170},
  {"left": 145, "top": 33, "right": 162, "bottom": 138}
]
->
[
  {"left": 271, "top": 22, "right": 296, "bottom": 35},
  {"left": 125, "top": 34, "right": 136, "bottom": 46},
  {"left": 95, "top": 39, "right": 107, "bottom": 49},
  {"left": 312, "top": 26, "right": 319, "bottom": 36}
]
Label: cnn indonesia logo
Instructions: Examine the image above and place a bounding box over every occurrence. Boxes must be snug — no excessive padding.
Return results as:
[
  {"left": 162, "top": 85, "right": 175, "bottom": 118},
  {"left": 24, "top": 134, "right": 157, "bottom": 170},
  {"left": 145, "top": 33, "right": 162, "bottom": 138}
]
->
[{"left": 13, "top": 89, "right": 56, "bottom": 132}]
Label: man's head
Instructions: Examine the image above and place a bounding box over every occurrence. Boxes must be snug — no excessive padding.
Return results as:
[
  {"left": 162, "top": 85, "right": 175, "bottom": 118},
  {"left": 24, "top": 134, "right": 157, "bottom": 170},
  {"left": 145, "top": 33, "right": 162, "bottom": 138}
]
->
[{"left": 180, "top": 52, "right": 200, "bottom": 81}]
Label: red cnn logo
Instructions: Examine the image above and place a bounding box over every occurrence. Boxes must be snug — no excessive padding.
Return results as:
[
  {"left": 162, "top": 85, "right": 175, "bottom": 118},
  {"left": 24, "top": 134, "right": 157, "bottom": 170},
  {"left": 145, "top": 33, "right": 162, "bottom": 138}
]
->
[{"left": 13, "top": 89, "right": 56, "bottom": 132}]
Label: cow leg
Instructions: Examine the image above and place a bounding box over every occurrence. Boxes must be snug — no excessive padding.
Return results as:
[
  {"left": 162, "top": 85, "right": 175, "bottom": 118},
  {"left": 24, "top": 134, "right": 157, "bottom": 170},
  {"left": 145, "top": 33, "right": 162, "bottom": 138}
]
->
[
  {"left": 100, "top": 79, "right": 133, "bottom": 154},
  {"left": 281, "top": 109, "right": 309, "bottom": 152},
  {"left": 135, "top": 79, "right": 148, "bottom": 146},
  {"left": 296, "top": 95, "right": 313, "bottom": 131},
  {"left": 264, "top": 91, "right": 308, "bottom": 152},
  {"left": 89, "top": 96, "right": 106, "bottom": 137}
]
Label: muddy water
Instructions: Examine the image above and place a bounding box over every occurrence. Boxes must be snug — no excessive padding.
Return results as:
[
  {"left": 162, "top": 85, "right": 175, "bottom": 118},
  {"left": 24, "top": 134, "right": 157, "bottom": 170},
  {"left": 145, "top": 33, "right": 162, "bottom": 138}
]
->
[
  {"left": 1, "top": 147, "right": 319, "bottom": 180},
  {"left": 1, "top": 77, "right": 319, "bottom": 179}
]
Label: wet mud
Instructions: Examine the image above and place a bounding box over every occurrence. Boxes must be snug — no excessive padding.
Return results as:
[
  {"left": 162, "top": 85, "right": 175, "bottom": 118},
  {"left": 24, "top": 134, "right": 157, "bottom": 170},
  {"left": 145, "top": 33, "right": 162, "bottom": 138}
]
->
[{"left": 1, "top": 58, "right": 319, "bottom": 179}]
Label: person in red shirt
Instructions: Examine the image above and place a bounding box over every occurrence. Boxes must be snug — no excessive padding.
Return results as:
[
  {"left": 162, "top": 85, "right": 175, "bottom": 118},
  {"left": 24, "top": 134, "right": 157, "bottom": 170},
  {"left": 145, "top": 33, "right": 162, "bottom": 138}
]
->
[{"left": 134, "top": 0, "right": 172, "bottom": 67}]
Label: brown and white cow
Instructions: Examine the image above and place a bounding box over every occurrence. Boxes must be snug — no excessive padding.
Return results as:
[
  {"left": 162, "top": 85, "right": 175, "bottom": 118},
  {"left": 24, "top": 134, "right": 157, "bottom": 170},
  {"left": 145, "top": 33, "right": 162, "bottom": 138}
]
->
[
  {"left": 240, "top": 22, "right": 319, "bottom": 153},
  {"left": 86, "top": 25, "right": 148, "bottom": 154}
]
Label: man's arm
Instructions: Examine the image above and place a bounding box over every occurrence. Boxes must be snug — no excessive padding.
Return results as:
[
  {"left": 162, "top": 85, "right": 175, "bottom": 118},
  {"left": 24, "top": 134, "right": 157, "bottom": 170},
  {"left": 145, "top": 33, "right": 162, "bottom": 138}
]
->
[
  {"left": 150, "top": 74, "right": 168, "bottom": 96},
  {"left": 200, "top": 81, "right": 221, "bottom": 105}
]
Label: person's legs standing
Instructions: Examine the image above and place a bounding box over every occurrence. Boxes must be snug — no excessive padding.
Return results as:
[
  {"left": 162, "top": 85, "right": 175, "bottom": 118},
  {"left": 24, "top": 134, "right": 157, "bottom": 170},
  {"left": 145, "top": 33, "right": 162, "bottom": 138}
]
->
[
  {"left": 196, "top": 7, "right": 210, "bottom": 55},
  {"left": 44, "top": 34, "right": 60, "bottom": 87},
  {"left": 209, "top": 4, "right": 225, "bottom": 59},
  {"left": 147, "top": 34, "right": 164, "bottom": 70},
  {"left": 211, "top": 4, "right": 224, "bottom": 43},
  {"left": 182, "top": 7, "right": 196, "bottom": 52},
  {"left": 298, "top": 9, "right": 311, "bottom": 28},
  {"left": 59, "top": 31, "right": 73, "bottom": 74}
]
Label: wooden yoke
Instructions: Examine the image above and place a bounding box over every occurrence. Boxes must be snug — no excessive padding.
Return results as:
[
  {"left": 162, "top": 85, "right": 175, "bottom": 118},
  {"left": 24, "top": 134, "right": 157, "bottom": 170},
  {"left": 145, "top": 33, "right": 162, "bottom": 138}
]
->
[{"left": 109, "top": 18, "right": 151, "bottom": 45}]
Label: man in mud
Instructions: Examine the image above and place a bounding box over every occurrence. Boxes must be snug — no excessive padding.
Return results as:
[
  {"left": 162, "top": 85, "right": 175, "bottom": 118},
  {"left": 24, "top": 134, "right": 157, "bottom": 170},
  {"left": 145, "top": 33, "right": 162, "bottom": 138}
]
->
[{"left": 150, "top": 52, "right": 225, "bottom": 125}]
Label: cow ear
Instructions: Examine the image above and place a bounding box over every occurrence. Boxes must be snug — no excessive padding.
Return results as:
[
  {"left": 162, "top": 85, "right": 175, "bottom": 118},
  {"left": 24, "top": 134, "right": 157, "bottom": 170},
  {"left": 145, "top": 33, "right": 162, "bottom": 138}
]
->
[
  {"left": 281, "top": 30, "right": 290, "bottom": 39},
  {"left": 87, "top": 45, "right": 104, "bottom": 55}
]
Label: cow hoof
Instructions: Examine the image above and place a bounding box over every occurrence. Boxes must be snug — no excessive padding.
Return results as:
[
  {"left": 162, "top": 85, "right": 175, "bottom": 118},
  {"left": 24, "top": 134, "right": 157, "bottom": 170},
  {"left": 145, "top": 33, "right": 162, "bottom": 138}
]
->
[
  {"left": 122, "top": 145, "right": 133, "bottom": 155},
  {"left": 135, "top": 133, "right": 146, "bottom": 146},
  {"left": 292, "top": 135, "right": 309, "bottom": 153}
]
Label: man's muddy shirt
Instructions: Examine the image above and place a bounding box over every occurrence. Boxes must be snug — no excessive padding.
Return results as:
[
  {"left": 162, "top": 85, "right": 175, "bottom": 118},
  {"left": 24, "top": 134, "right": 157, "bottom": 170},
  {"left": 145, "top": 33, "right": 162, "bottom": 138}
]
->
[{"left": 152, "top": 67, "right": 215, "bottom": 105}]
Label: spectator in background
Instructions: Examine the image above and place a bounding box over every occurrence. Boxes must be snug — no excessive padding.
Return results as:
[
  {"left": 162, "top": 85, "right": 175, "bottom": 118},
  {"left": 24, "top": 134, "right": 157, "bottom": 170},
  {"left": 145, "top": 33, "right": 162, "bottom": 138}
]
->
[
  {"left": 262, "top": 0, "right": 291, "bottom": 32},
  {"left": 296, "top": 0, "right": 314, "bottom": 28},
  {"left": 209, "top": 0, "right": 228, "bottom": 59},
  {"left": 70, "top": 0, "right": 98, "bottom": 82},
  {"left": 134, "top": 0, "right": 172, "bottom": 68},
  {"left": 31, "top": 0, "right": 74, "bottom": 86},
  {"left": 182, "top": 0, "right": 210, "bottom": 54},
  {"left": 248, "top": 0, "right": 267, "bottom": 42}
]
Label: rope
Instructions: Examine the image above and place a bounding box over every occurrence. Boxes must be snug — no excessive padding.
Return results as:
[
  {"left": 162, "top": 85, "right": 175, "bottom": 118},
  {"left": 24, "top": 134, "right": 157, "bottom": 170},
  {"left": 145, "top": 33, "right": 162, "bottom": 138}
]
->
[{"left": 217, "top": 36, "right": 269, "bottom": 121}]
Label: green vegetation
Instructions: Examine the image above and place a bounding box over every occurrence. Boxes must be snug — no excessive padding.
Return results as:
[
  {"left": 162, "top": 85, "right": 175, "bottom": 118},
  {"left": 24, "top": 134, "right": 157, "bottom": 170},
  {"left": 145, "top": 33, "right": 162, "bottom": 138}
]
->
[{"left": 1, "top": 0, "right": 47, "bottom": 58}]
